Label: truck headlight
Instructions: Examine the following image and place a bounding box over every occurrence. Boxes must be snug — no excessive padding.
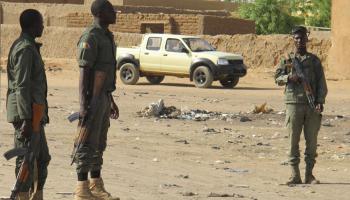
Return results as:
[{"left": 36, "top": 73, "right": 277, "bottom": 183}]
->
[{"left": 217, "top": 58, "right": 229, "bottom": 65}]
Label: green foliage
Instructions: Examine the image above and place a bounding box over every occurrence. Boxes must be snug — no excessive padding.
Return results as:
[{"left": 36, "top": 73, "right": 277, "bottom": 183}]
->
[
  {"left": 239, "top": 0, "right": 295, "bottom": 35},
  {"left": 289, "top": 0, "right": 331, "bottom": 27},
  {"left": 238, "top": 0, "right": 331, "bottom": 34}
]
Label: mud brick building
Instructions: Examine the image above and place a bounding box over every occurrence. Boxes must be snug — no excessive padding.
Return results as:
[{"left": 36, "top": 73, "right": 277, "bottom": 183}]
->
[{"left": 67, "top": 13, "right": 255, "bottom": 35}]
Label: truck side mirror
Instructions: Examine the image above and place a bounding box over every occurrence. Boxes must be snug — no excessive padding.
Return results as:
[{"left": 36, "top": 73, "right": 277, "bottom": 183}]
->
[{"left": 182, "top": 48, "right": 189, "bottom": 54}]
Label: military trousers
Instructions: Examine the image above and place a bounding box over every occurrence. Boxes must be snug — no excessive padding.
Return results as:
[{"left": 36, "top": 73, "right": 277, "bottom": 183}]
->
[
  {"left": 14, "top": 122, "right": 51, "bottom": 192},
  {"left": 285, "top": 104, "right": 322, "bottom": 166},
  {"left": 74, "top": 93, "right": 111, "bottom": 173}
]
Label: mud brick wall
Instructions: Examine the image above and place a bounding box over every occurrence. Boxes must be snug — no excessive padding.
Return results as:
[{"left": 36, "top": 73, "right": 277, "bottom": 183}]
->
[
  {"left": 67, "top": 13, "right": 202, "bottom": 35},
  {"left": 115, "top": 5, "right": 230, "bottom": 17},
  {"left": 202, "top": 16, "right": 255, "bottom": 35},
  {"left": 114, "top": 14, "right": 173, "bottom": 33},
  {"left": 1, "top": 25, "right": 331, "bottom": 71},
  {"left": 122, "top": 0, "right": 238, "bottom": 11},
  {"left": 168, "top": 15, "right": 202, "bottom": 35},
  {"left": 1, "top": 0, "right": 84, "bottom": 3}
]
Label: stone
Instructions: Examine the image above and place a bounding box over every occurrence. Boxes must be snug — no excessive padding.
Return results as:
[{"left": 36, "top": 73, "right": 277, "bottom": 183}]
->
[{"left": 240, "top": 116, "right": 252, "bottom": 122}]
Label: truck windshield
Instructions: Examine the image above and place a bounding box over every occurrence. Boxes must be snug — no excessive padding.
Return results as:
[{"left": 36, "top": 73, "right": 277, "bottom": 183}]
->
[{"left": 183, "top": 38, "right": 215, "bottom": 52}]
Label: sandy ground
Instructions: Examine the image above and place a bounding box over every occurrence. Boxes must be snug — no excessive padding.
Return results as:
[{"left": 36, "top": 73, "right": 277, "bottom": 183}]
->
[{"left": 0, "top": 60, "right": 350, "bottom": 200}]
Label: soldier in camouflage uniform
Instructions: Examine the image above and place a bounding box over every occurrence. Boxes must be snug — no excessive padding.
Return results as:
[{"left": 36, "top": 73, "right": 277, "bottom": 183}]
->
[
  {"left": 275, "top": 26, "right": 328, "bottom": 185},
  {"left": 73, "top": 1, "right": 119, "bottom": 199},
  {"left": 6, "top": 9, "right": 51, "bottom": 200}
]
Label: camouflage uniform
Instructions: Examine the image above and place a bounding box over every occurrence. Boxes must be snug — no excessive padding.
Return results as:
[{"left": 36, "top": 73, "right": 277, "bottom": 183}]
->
[
  {"left": 275, "top": 52, "right": 328, "bottom": 182},
  {"left": 74, "top": 21, "right": 117, "bottom": 174},
  {"left": 6, "top": 33, "right": 51, "bottom": 192}
]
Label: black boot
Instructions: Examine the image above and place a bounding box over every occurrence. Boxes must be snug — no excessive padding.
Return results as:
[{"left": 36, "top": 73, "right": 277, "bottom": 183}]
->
[
  {"left": 286, "top": 165, "right": 302, "bottom": 185},
  {"left": 305, "top": 163, "right": 320, "bottom": 184}
]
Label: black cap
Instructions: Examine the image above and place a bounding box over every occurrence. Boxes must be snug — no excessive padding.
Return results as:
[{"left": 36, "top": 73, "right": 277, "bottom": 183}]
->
[
  {"left": 91, "top": 0, "right": 112, "bottom": 16},
  {"left": 291, "top": 26, "right": 308, "bottom": 35}
]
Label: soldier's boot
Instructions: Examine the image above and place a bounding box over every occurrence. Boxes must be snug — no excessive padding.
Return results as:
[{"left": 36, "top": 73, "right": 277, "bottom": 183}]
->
[
  {"left": 29, "top": 190, "right": 43, "bottom": 200},
  {"left": 16, "top": 192, "right": 30, "bottom": 200},
  {"left": 286, "top": 165, "right": 302, "bottom": 185},
  {"left": 90, "top": 178, "right": 120, "bottom": 200},
  {"left": 305, "top": 164, "right": 320, "bottom": 184},
  {"left": 74, "top": 181, "right": 98, "bottom": 200}
]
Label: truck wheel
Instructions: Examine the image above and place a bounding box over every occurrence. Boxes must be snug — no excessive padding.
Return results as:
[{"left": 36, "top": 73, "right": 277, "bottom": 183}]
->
[
  {"left": 220, "top": 77, "right": 239, "bottom": 88},
  {"left": 120, "top": 63, "right": 140, "bottom": 85},
  {"left": 146, "top": 76, "right": 165, "bottom": 84},
  {"left": 193, "top": 66, "right": 213, "bottom": 88}
]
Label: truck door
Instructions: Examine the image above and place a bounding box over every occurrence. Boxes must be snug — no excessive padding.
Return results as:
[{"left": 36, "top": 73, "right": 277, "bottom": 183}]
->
[
  {"left": 140, "top": 37, "right": 162, "bottom": 73},
  {"left": 161, "top": 38, "right": 192, "bottom": 75}
]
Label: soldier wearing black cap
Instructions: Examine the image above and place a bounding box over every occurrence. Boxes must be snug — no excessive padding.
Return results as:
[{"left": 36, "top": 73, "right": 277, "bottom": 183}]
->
[
  {"left": 73, "top": 0, "right": 119, "bottom": 199},
  {"left": 275, "top": 26, "right": 328, "bottom": 185}
]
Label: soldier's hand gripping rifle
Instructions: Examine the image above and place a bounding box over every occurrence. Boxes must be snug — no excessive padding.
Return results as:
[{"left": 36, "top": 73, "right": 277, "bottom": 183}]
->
[
  {"left": 70, "top": 71, "right": 107, "bottom": 165},
  {"left": 292, "top": 57, "right": 317, "bottom": 112},
  {"left": 2, "top": 103, "right": 45, "bottom": 200}
]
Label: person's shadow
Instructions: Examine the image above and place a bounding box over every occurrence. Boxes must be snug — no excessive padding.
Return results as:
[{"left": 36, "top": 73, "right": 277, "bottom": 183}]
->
[
  {"left": 318, "top": 182, "right": 350, "bottom": 185},
  {"left": 136, "top": 82, "right": 281, "bottom": 91}
]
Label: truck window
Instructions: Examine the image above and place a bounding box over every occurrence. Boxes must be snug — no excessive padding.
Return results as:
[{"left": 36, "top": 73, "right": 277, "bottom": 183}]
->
[
  {"left": 146, "top": 37, "right": 162, "bottom": 51},
  {"left": 165, "top": 38, "right": 186, "bottom": 53}
]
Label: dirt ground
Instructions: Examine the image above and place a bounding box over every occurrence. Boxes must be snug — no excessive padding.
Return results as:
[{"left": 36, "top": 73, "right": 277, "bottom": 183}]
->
[{"left": 0, "top": 60, "right": 350, "bottom": 200}]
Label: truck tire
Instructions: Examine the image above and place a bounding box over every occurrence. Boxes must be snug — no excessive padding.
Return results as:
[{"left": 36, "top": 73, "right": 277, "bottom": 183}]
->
[
  {"left": 120, "top": 63, "right": 140, "bottom": 85},
  {"left": 220, "top": 77, "right": 239, "bottom": 88},
  {"left": 193, "top": 66, "right": 213, "bottom": 88},
  {"left": 146, "top": 76, "right": 165, "bottom": 84}
]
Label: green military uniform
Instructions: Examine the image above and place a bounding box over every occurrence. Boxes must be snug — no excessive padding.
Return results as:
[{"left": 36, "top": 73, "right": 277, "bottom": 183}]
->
[
  {"left": 74, "top": 21, "right": 117, "bottom": 174},
  {"left": 275, "top": 52, "right": 328, "bottom": 177},
  {"left": 6, "top": 33, "right": 51, "bottom": 192}
]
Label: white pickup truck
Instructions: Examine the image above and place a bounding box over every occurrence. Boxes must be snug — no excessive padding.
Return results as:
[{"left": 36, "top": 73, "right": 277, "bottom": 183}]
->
[{"left": 116, "top": 34, "right": 247, "bottom": 88}]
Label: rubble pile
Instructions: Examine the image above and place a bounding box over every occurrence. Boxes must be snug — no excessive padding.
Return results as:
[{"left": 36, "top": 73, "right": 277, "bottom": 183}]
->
[{"left": 137, "top": 99, "right": 259, "bottom": 122}]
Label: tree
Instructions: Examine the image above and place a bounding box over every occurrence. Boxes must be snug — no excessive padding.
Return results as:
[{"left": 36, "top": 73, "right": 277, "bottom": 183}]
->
[
  {"left": 289, "top": 0, "right": 331, "bottom": 27},
  {"left": 239, "top": 0, "right": 297, "bottom": 34}
]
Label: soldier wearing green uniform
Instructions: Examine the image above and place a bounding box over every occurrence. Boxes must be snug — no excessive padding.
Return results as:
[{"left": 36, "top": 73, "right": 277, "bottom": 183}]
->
[
  {"left": 275, "top": 26, "right": 328, "bottom": 185},
  {"left": 6, "top": 9, "right": 51, "bottom": 200},
  {"left": 72, "top": 1, "right": 119, "bottom": 200}
]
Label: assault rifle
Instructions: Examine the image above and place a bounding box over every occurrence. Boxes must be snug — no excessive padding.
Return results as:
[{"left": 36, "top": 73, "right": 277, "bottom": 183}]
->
[
  {"left": 2, "top": 103, "right": 45, "bottom": 200},
  {"left": 70, "top": 111, "right": 91, "bottom": 165},
  {"left": 70, "top": 71, "right": 106, "bottom": 165},
  {"left": 292, "top": 57, "right": 317, "bottom": 111}
]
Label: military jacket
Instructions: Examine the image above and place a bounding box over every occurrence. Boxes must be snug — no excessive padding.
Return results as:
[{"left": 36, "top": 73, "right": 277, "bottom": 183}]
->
[
  {"left": 77, "top": 21, "right": 117, "bottom": 93},
  {"left": 6, "top": 33, "right": 49, "bottom": 123},
  {"left": 275, "top": 52, "right": 328, "bottom": 104}
]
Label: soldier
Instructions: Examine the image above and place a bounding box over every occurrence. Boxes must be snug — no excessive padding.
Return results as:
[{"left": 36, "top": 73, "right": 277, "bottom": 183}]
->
[
  {"left": 275, "top": 26, "right": 328, "bottom": 185},
  {"left": 73, "top": 0, "right": 119, "bottom": 199},
  {"left": 6, "top": 9, "right": 51, "bottom": 200}
]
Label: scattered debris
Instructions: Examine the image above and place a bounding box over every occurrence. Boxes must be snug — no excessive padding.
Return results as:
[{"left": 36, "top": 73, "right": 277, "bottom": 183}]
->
[
  {"left": 208, "top": 192, "right": 245, "bottom": 198},
  {"left": 223, "top": 168, "right": 249, "bottom": 173},
  {"left": 134, "top": 92, "right": 149, "bottom": 95},
  {"left": 203, "top": 127, "right": 220, "bottom": 134},
  {"left": 122, "top": 128, "right": 130, "bottom": 132},
  {"left": 280, "top": 161, "right": 289, "bottom": 166},
  {"left": 181, "top": 192, "right": 197, "bottom": 196},
  {"left": 175, "top": 139, "right": 189, "bottom": 144},
  {"left": 47, "top": 66, "right": 62, "bottom": 72},
  {"left": 137, "top": 100, "right": 257, "bottom": 122},
  {"left": 322, "top": 119, "right": 333, "bottom": 127},
  {"left": 256, "top": 142, "right": 271, "bottom": 146},
  {"left": 253, "top": 103, "right": 273, "bottom": 114},
  {"left": 160, "top": 184, "right": 181, "bottom": 189},
  {"left": 56, "top": 192, "right": 73, "bottom": 195},
  {"left": 138, "top": 99, "right": 165, "bottom": 117},
  {"left": 240, "top": 116, "right": 252, "bottom": 122},
  {"left": 176, "top": 174, "right": 189, "bottom": 179}
]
